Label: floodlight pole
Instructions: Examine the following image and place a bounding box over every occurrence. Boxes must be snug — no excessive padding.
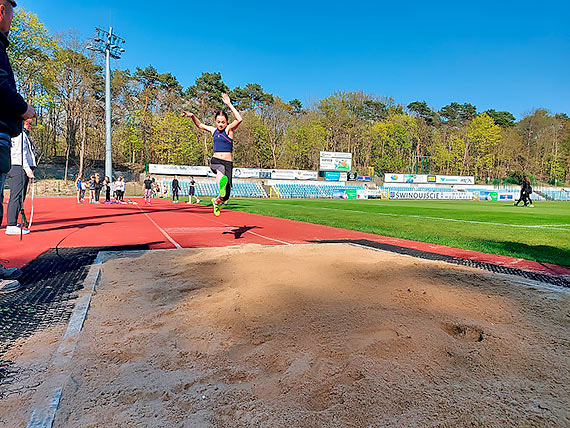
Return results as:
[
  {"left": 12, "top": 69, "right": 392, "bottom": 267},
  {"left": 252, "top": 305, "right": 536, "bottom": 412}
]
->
[
  {"left": 87, "top": 26, "right": 126, "bottom": 180},
  {"left": 105, "top": 32, "right": 112, "bottom": 180}
]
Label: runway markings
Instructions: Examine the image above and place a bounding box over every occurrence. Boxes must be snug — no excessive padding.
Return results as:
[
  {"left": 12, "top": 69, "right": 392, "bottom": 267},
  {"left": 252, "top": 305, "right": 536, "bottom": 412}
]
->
[{"left": 137, "top": 205, "right": 182, "bottom": 249}]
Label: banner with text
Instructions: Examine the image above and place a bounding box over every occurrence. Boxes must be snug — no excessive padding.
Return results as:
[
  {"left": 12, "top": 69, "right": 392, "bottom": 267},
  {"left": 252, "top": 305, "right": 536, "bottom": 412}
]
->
[
  {"left": 384, "top": 173, "right": 474, "bottom": 185},
  {"left": 319, "top": 151, "right": 352, "bottom": 171},
  {"left": 270, "top": 169, "right": 319, "bottom": 180},
  {"left": 435, "top": 175, "right": 475, "bottom": 185},
  {"left": 149, "top": 164, "right": 212, "bottom": 176},
  {"left": 388, "top": 191, "right": 474, "bottom": 200}
]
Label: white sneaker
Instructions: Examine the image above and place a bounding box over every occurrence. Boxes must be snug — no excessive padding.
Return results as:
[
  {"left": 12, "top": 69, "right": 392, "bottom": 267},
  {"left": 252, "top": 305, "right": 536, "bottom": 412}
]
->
[
  {"left": 0, "top": 279, "right": 21, "bottom": 294},
  {"left": 5, "top": 226, "right": 30, "bottom": 235}
]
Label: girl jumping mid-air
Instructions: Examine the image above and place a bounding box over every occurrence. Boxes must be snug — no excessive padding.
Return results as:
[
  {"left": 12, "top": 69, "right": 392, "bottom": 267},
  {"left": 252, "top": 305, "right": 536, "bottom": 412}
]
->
[{"left": 182, "top": 93, "right": 242, "bottom": 216}]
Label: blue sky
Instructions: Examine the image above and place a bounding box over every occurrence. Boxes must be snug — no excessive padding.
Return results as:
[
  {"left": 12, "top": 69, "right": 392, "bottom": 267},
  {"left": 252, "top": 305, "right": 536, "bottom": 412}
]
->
[{"left": 18, "top": 0, "right": 570, "bottom": 118}]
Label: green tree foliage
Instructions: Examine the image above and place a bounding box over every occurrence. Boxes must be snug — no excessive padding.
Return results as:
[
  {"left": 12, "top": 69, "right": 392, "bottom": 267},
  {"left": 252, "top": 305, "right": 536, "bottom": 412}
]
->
[
  {"left": 467, "top": 113, "right": 502, "bottom": 178},
  {"left": 407, "top": 101, "right": 437, "bottom": 125},
  {"left": 7, "top": 8, "right": 58, "bottom": 102},
  {"left": 440, "top": 102, "right": 477, "bottom": 126},
  {"left": 484, "top": 109, "right": 515, "bottom": 128}
]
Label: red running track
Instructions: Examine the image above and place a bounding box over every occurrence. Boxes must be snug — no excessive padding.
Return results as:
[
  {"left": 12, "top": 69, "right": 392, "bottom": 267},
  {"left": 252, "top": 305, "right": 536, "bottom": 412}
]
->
[{"left": 1, "top": 197, "right": 569, "bottom": 277}]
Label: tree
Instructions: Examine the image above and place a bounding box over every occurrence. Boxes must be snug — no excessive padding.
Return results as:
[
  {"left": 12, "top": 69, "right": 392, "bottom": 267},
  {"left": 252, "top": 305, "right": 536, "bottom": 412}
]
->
[
  {"left": 484, "top": 109, "right": 515, "bottom": 128},
  {"left": 467, "top": 113, "right": 502, "bottom": 178},
  {"left": 7, "top": 8, "right": 58, "bottom": 100},
  {"left": 440, "top": 102, "right": 477, "bottom": 126},
  {"left": 230, "top": 83, "right": 273, "bottom": 111},
  {"left": 288, "top": 99, "right": 303, "bottom": 116},
  {"left": 407, "top": 101, "right": 436, "bottom": 125}
]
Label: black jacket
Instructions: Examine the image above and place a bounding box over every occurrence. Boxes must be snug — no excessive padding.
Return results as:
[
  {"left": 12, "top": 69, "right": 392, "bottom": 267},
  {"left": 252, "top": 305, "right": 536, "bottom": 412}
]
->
[
  {"left": 0, "top": 32, "right": 28, "bottom": 137},
  {"left": 522, "top": 180, "right": 532, "bottom": 194}
]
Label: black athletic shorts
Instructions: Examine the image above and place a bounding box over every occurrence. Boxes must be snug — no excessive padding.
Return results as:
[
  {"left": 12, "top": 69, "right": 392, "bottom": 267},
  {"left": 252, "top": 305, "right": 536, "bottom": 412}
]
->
[{"left": 210, "top": 157, "right": 233, "bottom": 201}]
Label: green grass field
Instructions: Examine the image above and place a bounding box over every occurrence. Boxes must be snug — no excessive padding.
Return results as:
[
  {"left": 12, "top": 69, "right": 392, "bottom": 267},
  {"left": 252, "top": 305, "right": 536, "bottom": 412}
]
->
[{"left": 224, "top": 199, "right": 570, "bottom": 267}]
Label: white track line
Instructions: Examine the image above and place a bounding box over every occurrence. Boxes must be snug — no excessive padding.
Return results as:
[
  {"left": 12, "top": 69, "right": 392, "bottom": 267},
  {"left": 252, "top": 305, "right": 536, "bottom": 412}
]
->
[
  {"left": 186, "top": 205, "right": 293, "bottom": 246},
  {"left": 137, "top": 205, "right": 182, "bottom": 249},
  {"left": 259, "top": 202, "right": 570, "bottom": 232}
]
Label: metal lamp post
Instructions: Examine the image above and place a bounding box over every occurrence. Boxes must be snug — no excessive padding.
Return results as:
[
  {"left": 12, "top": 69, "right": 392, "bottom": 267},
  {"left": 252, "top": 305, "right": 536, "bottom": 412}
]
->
[{"left": 87, "top": 27, "right": 126, "bottom": 180}]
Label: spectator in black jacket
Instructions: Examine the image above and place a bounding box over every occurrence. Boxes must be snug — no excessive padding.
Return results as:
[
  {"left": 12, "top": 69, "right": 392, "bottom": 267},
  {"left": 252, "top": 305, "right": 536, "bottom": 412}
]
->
[
  {"left": 171, "top": 175, "right": 180, "bottom": 203},
  {"left": 0, "top": 0, "right": 37, "bottom": 293},
  {"left": 514, "top": 176, "right": 534, "bottom": 207}
]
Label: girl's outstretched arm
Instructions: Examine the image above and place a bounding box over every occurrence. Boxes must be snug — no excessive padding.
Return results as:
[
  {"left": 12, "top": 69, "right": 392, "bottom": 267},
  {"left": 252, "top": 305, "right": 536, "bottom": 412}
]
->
[
  {"left": 182, "top": 111, "right": 216, "bottom": 133},
  {"left": 222, "top": 93, "right": 243, "bottom": 132}
]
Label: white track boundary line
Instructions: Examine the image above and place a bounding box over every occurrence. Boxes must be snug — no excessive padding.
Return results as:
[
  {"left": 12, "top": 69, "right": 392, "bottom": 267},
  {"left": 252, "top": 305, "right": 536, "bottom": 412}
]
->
[
  {"left": 259, "top": 201, "right": 570, "bottom": 232},
  {"left": 137, "top": 205, "right": 182, "bottom": 249},
  {"left": 186, "top": 206, "right": 293, "bottom": 246}
]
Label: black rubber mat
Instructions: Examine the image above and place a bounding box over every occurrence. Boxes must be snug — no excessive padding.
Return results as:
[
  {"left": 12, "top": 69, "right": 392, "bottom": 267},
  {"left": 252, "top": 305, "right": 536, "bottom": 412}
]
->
[
  {"left": 0, "top": 245, "right": 148, "bottom": 395},
  {"left": 312, "top": 239, "right": 570, "bottom": 288}
]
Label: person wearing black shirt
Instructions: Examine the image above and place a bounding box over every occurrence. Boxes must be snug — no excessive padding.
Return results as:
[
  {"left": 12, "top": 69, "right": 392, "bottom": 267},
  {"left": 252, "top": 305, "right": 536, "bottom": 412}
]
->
[
  {"left": 0, "top": 0, "right": 37, "bottom": 293},
  {"left": 187, "top": 176, "right": 200, "bottom": 204},
  {"left": 94, "top": 173, "right": 103, "bottom": 202},
  {"left": 143, "top": 175, "right": 153, "bottom": 205},
  {"left": 171, "top": 175, "right": 180, "bottom": 203},
  {"left": 514, "top": 176, "right": 534, "bottom": 207}
]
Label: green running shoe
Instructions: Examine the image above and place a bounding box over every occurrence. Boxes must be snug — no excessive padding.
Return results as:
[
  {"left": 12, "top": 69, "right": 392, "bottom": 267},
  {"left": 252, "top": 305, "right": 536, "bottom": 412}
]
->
[
  {"left": 219, "top": 175, "right": 229, "bottom": 198},
  {"left": 212, "top": 198, "right": 221, "bottom": 216}
]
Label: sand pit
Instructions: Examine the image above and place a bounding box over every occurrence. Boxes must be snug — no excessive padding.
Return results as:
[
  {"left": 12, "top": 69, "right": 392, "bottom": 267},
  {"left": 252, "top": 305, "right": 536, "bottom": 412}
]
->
[{"left": 3, "top": 243, "right": 569, "bottom": 427}]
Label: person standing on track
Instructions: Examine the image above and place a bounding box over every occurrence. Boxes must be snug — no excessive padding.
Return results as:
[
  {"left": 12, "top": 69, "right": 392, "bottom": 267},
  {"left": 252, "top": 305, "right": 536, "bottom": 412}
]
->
[
  {"left": 0, "top": 0, "right": 37, "bottom": 293},
  {"left": 5, "top": 117, "right": 37, "bottom": 236},
  {"left": 171, "top": 175, "right": 180, "bottom": 203},
  {"left": 187, "top": 176, "right": 199, "bottom": 204},
  {"left": 103, "top": 176, "right": 111, "bottom": 203},
  {"left": 94, "top": 173, "right": 102, "bottom": 203},
  {"left": 116, "top": 176, "right": 126, "bottom": 203},
  {"left": 182, "top": 93, "right": 242, "bottom": 216},
  {"left": 75, "top": 173, "right": 83, "bottom": 203},
  {"left": 143, "top": 175, "right": 153, "bottom": 205},
  {"left": 88, "top": 174, "right": 96, "bottom": 204}
]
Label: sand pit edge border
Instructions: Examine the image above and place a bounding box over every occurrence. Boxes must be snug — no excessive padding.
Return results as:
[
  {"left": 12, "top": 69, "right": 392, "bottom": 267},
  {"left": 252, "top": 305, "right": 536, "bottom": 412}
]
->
[{"left": 25, "top": 251, "right": 108, "bottom": 428}]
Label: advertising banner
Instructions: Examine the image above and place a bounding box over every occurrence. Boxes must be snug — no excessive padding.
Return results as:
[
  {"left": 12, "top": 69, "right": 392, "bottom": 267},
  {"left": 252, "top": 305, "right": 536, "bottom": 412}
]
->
[
  {"left": 480, "top": 191, "right": 514, "bottom": 201},
  {"left": 347, "top": 172, "right": 358, "bottom": 181},
  {"left": 384, "top": 173, "right": 405, "bottom": 183},
  {"left": 149, "top": 164, "right": 211, "bottom": 176},
  {"left": 319, "top": 151, "right": 352, "bottom": 171},
  {"left": 357, "top": 175, "right": 371, "bottom": 182},
  {"left": 325, "top": 172, "right": 341, "bottom": 181},
  {"left": 344, "top": 189, "right": 357, "bottom": 199},
  {"left": 295, "top": 170, "right": 319, "bottom": 180},
  {"left": 385, "top": 173, "right": 475, "bottom": 185},
  {"left": 435, "top": 175, "right": 475, "bottom": 185},
  {"left": 388, "top": 191, "right": 474, "bottom": 200},
  {"left": 233, "top": 168, "right": 261, "bottom": 178},
  {"left": 332, "top": 188, "right": 358, "bottom": 199},
  {"left": 270, "top": 169, "right": 318, "bottom": 180}
]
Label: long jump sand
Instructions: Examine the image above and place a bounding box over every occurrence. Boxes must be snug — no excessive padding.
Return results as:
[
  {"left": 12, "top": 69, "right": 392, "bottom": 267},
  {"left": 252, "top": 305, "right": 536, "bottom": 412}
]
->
[{"left": 2, "top": 243, "right": 569, "bottom": 427}]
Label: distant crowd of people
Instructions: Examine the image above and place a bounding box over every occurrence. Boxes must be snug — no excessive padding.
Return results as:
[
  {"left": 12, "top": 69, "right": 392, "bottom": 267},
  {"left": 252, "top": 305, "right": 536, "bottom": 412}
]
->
[{"left": 74, "top": 173, "right": 127, "bottom": 204}]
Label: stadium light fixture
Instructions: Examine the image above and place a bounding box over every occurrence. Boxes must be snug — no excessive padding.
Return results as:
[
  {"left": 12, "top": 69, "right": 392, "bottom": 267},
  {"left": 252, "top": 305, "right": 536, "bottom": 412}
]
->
[{"left": 87, "top": 27, "right": 126, "bottom": 180}]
